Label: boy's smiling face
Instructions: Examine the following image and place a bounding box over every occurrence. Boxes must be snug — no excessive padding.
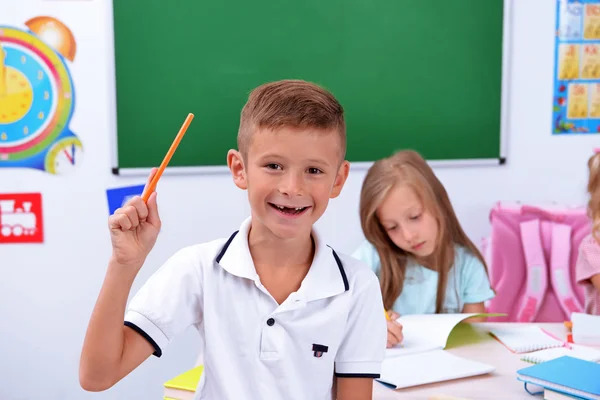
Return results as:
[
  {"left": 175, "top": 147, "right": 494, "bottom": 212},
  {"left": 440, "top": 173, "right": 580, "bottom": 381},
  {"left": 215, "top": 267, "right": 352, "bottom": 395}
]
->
[{"left": 228, "top": 126, "right": 349, "bottom": 241}]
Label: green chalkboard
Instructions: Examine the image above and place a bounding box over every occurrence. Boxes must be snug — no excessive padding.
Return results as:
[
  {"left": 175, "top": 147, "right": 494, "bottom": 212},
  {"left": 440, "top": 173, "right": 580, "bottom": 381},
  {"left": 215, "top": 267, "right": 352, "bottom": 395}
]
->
[{"left": 112, "top": 0, "right": 506, "bottom": 173}]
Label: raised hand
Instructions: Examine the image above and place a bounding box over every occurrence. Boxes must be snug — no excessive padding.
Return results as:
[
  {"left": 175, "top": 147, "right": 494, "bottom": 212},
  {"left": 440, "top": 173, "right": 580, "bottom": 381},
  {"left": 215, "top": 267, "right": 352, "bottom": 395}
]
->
[{"left": 108, "top": 168, "right": 161, "bottom": 268}]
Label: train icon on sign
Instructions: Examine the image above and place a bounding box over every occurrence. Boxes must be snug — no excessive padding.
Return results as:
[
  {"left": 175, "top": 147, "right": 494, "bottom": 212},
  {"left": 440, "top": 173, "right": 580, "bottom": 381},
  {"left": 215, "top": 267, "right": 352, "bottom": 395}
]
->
[
  {"left": 0, "top": 193, "right": 43, "bottom": 243},
  {"left": 0, "top": 199, "right": 37, "bottom": 237}
]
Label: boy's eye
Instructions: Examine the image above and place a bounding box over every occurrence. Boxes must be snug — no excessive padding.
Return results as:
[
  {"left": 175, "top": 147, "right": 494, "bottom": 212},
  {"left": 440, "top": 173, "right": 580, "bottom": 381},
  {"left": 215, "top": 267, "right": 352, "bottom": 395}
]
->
[
  {"left": 307, "top": 167, "right": 322, "bottom": 174},
  {"left": 266, "top": 163, "right": 282, "bottom": 170},
  {"left": 410, "top": 214, "right": 421, "bottom": 221}
]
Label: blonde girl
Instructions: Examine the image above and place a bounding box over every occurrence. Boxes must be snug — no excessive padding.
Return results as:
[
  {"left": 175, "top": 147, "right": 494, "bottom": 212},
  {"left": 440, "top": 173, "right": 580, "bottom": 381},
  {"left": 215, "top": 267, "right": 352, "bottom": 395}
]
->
[
  {"left": 353, "top": 150, "right": 495, "bottom": 346},
  {"left": 575, "top": 150, "right": 600, "bottom": 315}
]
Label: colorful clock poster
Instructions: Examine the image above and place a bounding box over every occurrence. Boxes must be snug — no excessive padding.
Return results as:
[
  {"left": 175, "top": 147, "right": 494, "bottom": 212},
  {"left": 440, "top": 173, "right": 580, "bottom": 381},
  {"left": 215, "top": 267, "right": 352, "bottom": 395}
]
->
[
  {"left": 0, "top": 192, "right": 43, "bottom": 244},
  {"left": 106, "top": 184, "right": 146, "bottom": 215},
  {"left": 0, "top": 16, "right": 83, "bottom": 173},
  {"left": 552, "top": 1, "right": 600, "bottom": 134}
]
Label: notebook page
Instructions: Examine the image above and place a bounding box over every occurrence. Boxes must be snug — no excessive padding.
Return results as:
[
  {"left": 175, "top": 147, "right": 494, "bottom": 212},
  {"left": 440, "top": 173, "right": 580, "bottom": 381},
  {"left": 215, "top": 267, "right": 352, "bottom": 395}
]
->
[
  {"left": 385, "top": 313, "right": 507, "bottom": 358},
  {"left": 572, "top": 312, "right": 600, "bottom": 346},
  {"left": 391, "top": 313, "right": 484, "bottom": 351},
  {"left": 521, "top": 345, "right": 600, "bottom": 364},
  {"left": 378, "top": 349, "right": 495, "bottom": 389},
  {"left": 489, "top": 326, "right": 564, "bottom": 353},
  {"left": 385, "top": 313, "right": 477, "bottom": 358},
  {"left": 385, "top": 342, "right": 440, "bottom": 358}
]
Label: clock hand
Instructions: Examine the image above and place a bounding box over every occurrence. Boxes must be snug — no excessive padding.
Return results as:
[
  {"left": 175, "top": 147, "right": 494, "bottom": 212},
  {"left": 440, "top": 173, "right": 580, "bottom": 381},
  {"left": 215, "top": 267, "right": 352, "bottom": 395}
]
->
[{"left": 0, "top": 41, "right": 6, "bottom": 98}]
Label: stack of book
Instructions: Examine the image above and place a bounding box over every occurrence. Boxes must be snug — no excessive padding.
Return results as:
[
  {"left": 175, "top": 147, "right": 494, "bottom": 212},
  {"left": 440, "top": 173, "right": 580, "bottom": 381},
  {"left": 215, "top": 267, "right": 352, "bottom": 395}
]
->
[{"left": 517, "top": 356, "right": 600, "bottom": 400}]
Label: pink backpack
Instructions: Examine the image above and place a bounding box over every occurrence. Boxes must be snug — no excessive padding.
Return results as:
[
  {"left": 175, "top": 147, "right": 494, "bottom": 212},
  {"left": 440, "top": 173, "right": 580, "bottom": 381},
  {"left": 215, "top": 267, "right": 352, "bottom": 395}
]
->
[{"left": 482, "top": 202, "right": 590, "bottom": 322}]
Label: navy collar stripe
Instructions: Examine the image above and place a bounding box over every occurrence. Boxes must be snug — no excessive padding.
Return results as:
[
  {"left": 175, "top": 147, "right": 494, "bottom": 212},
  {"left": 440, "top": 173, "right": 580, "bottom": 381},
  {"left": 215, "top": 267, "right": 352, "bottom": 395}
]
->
[
  {"left": 329, "top": 247, "right": 349, "bottom": 291},
  {"left": 215, "top": 230, "right": 239, "bottom": 263},
  {"left": 216, "top": 230, "right": 348, "bottom": 291}
]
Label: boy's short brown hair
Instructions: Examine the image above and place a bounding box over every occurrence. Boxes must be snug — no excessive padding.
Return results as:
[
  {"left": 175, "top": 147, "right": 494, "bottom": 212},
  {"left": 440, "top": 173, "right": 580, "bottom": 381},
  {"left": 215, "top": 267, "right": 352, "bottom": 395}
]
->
[{"left": 237, "top": 79, "right": 346, "bottom": 159}]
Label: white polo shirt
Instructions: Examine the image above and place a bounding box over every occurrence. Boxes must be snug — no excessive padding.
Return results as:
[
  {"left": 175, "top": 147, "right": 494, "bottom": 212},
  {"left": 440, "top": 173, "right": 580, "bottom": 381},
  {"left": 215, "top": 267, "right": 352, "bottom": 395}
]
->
[{"left": 124, "top": 217, "right": 387, "bottom": 400}]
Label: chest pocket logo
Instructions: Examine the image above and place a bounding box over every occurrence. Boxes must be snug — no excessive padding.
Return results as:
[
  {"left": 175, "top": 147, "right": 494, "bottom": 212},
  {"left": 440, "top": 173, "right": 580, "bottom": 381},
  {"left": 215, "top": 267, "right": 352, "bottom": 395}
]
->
[{"left": 312, "top": 344, "right": 328, "bottom": 358}]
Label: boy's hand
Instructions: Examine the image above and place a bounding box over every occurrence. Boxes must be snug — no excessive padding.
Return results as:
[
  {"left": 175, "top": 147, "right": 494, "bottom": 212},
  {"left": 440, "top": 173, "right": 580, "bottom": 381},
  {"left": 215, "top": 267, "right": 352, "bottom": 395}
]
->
[
  {"left": 108, "top": 168, "right": 161, "bottom": 268},
  {"left": 386, "top": 311, "right": 403, "bottom": 348}
]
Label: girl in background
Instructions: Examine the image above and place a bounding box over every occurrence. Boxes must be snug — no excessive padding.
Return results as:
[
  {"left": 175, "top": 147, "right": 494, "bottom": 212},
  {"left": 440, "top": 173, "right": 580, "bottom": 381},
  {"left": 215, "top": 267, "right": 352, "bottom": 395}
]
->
[
  {"left": 575, "top": 150, "right": 600, "bottom": 315},
  {"left": 353, "top": 150, "right": 495, "bottom": 347}
]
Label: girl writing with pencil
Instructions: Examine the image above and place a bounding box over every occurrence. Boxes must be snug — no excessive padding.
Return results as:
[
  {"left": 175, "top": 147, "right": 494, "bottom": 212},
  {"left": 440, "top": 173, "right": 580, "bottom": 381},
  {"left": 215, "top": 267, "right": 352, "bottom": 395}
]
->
[{"left": 353, "top": 150, "right": 495, "bottom": 348}]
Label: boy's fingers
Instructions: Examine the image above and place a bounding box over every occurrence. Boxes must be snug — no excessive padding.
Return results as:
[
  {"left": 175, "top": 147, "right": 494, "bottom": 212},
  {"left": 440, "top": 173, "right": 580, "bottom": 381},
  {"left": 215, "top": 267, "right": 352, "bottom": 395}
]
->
[
  {"left": 129, "top": 196, "right": 149, "bottom": 223},
  {"left": 147, "top": 167, "right": 158, "bottom": 184},
  {"left": 141, "top": 167, "right": 159, "bottom": 200},
  {"left": 110, "top": 213, "right": 132, "bottom": 231},
  {"left": 122, "top": 206, "right": 140, "bottom": 229},
  {"left": 146, "top": 167, "right": 158, "bottom": 189},
  {"left": 146, "top": 192, "right": 161, "bottom": 227}
]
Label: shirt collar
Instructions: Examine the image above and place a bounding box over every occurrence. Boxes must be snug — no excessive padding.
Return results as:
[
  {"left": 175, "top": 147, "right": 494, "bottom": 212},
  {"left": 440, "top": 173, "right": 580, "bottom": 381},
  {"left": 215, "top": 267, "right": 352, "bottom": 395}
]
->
[{"left": 215, "top": 217, "right": 349, "bottom": 302}]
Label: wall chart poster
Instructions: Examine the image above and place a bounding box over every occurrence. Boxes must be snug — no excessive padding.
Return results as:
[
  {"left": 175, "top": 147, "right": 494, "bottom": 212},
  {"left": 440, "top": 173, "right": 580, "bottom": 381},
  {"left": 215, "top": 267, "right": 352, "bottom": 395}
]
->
[
  {"left": 553, "top": 1, "right": 600, "bottom": 134},
  {"left": 0, "top": 16, "right": 83, "bottom": 173}
]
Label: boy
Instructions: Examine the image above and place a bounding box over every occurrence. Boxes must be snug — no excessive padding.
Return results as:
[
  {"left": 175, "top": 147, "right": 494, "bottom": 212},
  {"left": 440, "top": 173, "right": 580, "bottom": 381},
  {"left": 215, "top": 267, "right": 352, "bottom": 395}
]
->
[{"left": 79, "top": 80, "right": 387, "bottom": 399}]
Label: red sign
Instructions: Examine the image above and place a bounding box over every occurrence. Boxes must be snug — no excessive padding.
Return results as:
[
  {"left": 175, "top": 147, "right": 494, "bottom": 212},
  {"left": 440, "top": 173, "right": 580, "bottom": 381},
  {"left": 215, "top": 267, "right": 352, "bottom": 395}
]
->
[{"left": 0, "top": 193, "right": 44, "bottom": 244}]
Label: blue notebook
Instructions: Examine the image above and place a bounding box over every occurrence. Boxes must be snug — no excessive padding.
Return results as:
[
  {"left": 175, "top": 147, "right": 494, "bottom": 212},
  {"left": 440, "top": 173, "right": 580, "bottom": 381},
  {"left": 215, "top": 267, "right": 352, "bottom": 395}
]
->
[{"left": 517, "top": 356, "right": 600, "bottom": 400}]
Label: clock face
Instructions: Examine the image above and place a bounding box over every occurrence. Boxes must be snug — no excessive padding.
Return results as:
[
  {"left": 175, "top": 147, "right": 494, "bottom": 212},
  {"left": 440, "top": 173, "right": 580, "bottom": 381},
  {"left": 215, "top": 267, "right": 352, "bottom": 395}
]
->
[
  {"left": 0, "top": 65, "right": 34, "bottom": 124},
  {"left": 44, "top": 136, "right": 82, "bottom": 174},
  {"left": 0, "top": 44, "right": 56, "bottom": 145},
  {"left": 0, "top": 20, "right": 81, "bottom": 174}
]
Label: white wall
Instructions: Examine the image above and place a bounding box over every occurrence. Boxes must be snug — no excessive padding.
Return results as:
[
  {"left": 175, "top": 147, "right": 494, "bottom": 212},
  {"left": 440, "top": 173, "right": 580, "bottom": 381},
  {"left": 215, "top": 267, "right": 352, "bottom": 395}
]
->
[{"left": 0, "top": 1, "right": 597, "bottom": 399}]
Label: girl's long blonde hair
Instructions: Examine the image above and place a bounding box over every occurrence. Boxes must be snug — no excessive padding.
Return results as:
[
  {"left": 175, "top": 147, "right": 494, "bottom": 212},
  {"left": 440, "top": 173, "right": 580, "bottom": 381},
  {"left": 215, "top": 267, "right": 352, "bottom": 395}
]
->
[
  {"left": 587, "top": 152, "right": 600, "bottom": 242},
  {"left": 359, "top": 150, "right": 489, "bottom": 313}
]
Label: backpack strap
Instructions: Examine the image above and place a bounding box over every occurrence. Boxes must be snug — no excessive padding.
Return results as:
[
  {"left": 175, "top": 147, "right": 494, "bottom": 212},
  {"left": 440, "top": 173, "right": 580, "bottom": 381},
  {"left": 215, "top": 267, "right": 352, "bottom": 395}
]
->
[
  {"left": 516, "top": 219, "right": 549, "bottom": 322},
  {"left": 549, "top": 223, "right": 583, "bottom": 315}
]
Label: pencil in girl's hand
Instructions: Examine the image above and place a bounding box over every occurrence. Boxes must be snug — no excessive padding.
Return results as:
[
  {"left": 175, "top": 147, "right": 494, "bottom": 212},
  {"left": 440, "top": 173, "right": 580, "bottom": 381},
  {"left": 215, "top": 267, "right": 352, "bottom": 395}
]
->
[
  {"left": 142, "top": 113, "right": 194, "bottom": 202},
  {"left": 385, "top": 309, "right": 391, "bottom": 321}
]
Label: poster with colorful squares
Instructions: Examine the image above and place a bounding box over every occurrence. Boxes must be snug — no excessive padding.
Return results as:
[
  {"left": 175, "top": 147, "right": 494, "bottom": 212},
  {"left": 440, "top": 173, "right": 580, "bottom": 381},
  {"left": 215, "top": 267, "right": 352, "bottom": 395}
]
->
[{"left": 553, "top": 0, "right": 600, "bottom": 134}]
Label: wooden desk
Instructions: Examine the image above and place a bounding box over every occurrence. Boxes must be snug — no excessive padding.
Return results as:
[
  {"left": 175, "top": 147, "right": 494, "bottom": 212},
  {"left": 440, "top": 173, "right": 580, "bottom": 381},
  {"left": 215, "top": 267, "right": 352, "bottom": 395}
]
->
[{"left": 373, "top": 322, "right": 587, "bottom": 400}]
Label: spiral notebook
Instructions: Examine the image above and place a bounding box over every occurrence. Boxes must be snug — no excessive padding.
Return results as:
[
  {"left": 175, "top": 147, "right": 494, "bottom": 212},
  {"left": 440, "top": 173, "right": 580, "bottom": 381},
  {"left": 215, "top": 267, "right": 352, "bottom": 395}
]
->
[
  {"left": 489, "top": 326, "right": 566, "bottom": 353},
  {"left": 521, "top": 345, "right": 600, "bottom": 364}
]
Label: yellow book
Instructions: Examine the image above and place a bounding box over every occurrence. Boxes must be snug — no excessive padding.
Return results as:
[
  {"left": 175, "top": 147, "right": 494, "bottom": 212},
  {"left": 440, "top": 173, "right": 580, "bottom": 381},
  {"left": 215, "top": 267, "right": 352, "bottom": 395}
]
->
[{"left": 163, "top": 365, "right": 204, "bottom": 400}]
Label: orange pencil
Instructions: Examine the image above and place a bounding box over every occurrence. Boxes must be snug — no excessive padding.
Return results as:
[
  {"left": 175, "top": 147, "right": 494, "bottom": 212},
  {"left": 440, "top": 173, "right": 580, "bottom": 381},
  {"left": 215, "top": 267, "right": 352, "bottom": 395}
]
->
[
  {"left": 142, "top": 113, "right": 194, "bottom": 202},
  {"left": 564, "top": 321, "right": 573, "bottom": 330}
]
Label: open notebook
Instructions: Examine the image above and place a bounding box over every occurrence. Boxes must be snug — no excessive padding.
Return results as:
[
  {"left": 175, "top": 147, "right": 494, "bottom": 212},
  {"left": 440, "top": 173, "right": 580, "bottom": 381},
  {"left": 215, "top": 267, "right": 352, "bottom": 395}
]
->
[
  {"left": 385, "top": 312, "right": 504, "bottom": 358},
  {"left": 378, "top": 313, "right": 502, "bottom": 389},
  {"left": 488, "top": 326, "right": 567, "bottom": 353},
  {"left": 378, "top": 349, "right": 495, "bottom": 390}
]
